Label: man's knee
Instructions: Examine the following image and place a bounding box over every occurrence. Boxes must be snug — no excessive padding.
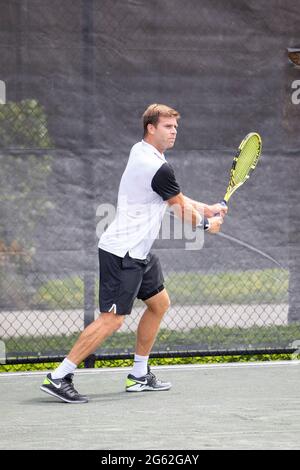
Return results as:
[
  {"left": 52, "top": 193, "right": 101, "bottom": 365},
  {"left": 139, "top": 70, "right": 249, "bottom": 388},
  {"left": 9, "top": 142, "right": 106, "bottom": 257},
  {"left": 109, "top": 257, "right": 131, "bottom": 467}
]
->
[
  {"left": 147, "top": 290, "right": 171, "bottom": 316},
  {"left": 160, "top": 293, "right": 171, "bottom": 312},
  {"left": 99, "top": 312, "right": 125, "bottom": 332},
  {"left": 114, "top": 314, "right": 125, "bottom": 330}
]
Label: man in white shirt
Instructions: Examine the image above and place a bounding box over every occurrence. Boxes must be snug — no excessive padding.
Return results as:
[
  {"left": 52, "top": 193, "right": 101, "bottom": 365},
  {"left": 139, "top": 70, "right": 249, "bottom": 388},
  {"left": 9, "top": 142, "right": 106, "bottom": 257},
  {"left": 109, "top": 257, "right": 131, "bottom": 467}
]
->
[{"left": 40, "top": 104, "right": 227, "bottom": 403}]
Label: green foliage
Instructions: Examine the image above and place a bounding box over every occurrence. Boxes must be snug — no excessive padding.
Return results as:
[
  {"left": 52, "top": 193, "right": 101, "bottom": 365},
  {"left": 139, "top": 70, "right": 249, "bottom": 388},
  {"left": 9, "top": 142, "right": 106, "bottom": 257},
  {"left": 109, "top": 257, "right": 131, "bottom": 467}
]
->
[
  {"left": 1, "top": 353, "right": 299, "bottom": 373},
  {"left": 165, "top": 269, "right": 288, "bottom": 304},
  {"left": 3, "top": 323, "right": 299, "bottom": 362},
  {"left": 0, "top": 99, "right": 54, "bottom": 307},
  {"left": 91, "top": 323, "right": 300, "bottom": 352},
  {"left": 34, "top": 269, "right": 288, "bottom": 309},
  {"left": 0, "top": 99, "right": 53, "bottom": 247},
  {"left": 36, "top": 277, "right": 86, "bottom": 309},
  {"left": 0, "top": 99, "right": 52, "bottom": 148}
]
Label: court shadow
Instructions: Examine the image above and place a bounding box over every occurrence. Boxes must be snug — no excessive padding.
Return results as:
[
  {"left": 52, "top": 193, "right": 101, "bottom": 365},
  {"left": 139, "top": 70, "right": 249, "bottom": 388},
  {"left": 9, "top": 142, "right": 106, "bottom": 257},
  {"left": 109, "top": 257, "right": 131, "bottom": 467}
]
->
[
  {"left": 87, "top": 391, "right": 147, "bottom": 402},
  {"left": 25, "top": 391, "right": 147, "bottom": 405}
]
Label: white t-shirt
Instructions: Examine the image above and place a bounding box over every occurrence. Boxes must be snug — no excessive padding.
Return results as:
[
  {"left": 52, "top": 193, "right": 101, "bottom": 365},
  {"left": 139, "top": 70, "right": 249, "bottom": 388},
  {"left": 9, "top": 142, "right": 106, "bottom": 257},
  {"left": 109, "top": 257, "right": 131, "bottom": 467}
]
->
[{"left": 98, "top": 140, "right": 181, "bottom": 259}]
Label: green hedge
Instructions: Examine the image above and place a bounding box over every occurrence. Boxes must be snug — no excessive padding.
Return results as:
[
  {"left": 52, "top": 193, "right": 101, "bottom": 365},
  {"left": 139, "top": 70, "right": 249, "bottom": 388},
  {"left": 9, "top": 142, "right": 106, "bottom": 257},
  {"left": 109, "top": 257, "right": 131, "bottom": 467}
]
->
[{"left": 1, "top": 353, "right": 299, "bottom": 373}]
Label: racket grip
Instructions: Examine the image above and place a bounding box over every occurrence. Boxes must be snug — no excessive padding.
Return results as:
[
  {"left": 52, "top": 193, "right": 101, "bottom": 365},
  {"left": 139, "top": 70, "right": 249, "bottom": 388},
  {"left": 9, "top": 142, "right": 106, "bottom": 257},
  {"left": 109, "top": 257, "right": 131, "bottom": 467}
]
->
[{"left": 215, "top": 200, "right": 227, "bottom": 216}]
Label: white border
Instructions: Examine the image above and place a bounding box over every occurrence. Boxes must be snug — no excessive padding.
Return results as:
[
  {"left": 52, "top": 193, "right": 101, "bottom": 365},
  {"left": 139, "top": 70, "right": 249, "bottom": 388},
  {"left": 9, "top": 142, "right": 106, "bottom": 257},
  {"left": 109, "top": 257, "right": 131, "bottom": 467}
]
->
[{"left": 0, "top": 360, "right": 299, "bottom": 378}]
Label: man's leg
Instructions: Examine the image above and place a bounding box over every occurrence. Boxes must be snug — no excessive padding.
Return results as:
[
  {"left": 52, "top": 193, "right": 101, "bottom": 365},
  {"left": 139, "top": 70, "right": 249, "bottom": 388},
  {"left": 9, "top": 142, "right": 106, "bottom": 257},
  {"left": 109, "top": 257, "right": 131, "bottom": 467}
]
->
[
  {"left": 40, "top": 312, "right": 124, "bottom": 403},
  {"left": 67, "top": 312, "right": 124, "bottom": 365},
  {"left": 135, "top": 288, "right": 170, "bottom": 357},
  {"left": 126, "top": 289, "right": 172, "bottom": 392}
]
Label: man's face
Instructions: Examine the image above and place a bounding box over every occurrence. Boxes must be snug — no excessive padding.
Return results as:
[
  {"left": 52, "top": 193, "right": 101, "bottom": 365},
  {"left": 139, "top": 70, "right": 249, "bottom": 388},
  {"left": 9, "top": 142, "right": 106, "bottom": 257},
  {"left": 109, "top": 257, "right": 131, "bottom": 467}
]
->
[{"left": 148, "top": 116, "right": 178, "bottom": 153}]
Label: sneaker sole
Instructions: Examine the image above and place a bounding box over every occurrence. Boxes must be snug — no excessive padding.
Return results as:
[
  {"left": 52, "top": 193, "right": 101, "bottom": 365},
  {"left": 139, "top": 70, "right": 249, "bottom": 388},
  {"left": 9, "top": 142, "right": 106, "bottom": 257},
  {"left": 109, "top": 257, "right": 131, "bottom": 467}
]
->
[
  {"left": 126, "top": 384, "right": 172, "bottom": 392},
  {"left": 40, "top": 385, "right": 88, "bottom": 404}
]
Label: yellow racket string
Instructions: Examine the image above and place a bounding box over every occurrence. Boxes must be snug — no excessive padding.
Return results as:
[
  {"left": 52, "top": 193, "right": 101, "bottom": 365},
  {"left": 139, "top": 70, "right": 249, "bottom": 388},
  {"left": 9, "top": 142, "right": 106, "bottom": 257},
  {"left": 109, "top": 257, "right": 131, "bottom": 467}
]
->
[{"left": 233, "top": 136, "right": 260, "bottom": 184}]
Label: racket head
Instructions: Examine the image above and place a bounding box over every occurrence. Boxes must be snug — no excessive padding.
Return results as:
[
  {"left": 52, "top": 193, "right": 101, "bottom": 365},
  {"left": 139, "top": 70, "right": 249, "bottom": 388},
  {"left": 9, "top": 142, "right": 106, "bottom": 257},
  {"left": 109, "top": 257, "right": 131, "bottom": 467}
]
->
[{"left": 224, "top": 132, "right": 262, "bottom": 203}]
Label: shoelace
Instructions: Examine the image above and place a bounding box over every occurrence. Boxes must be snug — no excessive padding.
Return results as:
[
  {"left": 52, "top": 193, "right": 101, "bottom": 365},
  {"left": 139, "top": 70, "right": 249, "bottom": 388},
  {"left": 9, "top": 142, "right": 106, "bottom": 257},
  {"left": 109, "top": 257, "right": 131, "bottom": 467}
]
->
[
  {"left": 147, "top": 371, "right": 160, "bottom": 386},
  {"left": 63, "top": 376, "right": 80, "bottom": 396}
]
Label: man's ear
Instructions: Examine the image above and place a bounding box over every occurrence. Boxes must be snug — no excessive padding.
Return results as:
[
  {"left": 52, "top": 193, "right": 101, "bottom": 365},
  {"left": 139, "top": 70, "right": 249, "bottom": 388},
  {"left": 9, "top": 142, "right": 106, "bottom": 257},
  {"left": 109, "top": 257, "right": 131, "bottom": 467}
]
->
[{"left": 147, "top": 123, "right": 156, "bottom": 135}]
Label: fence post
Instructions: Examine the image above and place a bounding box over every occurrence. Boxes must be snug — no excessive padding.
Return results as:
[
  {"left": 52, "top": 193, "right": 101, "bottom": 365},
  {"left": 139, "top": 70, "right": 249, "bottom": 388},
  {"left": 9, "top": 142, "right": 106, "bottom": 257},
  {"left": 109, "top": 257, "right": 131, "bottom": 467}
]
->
[
  {"left": 82, "top": 0, "right": 96, "bottom": 368},
  {"left": 84, "top": 270, "right": 96, "bottom": 369},
  {"left": 284, "top": 49, "right": 300, "bottom": 323}
]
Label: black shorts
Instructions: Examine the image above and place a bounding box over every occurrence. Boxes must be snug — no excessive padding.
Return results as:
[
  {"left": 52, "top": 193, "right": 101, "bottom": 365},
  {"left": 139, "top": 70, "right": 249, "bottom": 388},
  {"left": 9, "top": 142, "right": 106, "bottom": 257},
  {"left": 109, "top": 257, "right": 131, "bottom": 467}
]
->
[{"left": 98, "top": 249, "right": 165, "bottom": 315}]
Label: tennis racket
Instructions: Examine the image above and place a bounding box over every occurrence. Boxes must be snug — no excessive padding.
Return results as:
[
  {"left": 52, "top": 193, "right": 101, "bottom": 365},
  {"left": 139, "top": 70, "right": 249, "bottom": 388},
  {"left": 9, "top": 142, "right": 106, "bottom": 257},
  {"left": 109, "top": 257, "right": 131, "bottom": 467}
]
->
[{"left": 220, "top": 132, "right": 262, "bottom": 208}]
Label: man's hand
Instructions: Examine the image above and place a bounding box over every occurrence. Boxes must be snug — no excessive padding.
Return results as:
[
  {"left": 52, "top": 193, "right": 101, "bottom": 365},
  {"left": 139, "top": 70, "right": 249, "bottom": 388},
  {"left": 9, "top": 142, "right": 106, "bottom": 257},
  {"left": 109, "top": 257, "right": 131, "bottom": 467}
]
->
[
  {"left": 206, "top": 216, "right": 224, "bottom": 233},
  {"left": 206, "top": 203, "right": 228, "bottom": 218}
]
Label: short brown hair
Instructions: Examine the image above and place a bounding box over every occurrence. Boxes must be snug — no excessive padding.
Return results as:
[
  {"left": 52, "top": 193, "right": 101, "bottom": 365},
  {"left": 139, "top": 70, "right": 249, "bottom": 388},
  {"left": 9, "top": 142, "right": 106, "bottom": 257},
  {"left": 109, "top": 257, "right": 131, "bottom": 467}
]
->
[{"left": 142, "top": 103, "right": 180, "bottom": 137}]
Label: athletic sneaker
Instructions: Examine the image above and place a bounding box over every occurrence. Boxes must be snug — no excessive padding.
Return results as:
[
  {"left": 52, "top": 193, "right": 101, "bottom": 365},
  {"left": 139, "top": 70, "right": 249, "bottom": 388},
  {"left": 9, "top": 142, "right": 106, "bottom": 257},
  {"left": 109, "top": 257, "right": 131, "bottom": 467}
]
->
[
  {"left": 125, "top": 366, "right": 172, "bottom": 392},
  {"left": 40, "top": 373, "right": 88, "bottom": 404}
]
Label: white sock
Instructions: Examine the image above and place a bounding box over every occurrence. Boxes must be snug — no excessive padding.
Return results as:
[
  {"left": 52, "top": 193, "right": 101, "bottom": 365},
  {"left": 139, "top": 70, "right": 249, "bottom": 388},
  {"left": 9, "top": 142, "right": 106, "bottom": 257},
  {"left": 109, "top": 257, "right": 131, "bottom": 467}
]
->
[
  {"left": 131, "top": 354, "right": 149, "bottom": 378},
  {"left": 51, "top": 358, "right": 77, "bottom": 379}
]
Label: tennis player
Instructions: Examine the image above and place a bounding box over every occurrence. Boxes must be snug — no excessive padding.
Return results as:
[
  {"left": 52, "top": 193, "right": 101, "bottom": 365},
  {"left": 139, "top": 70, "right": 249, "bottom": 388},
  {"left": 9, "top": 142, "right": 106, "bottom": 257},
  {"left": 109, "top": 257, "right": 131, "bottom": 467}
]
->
[{"left": 40, "top": 104, "right": 227, "bottom": 403}]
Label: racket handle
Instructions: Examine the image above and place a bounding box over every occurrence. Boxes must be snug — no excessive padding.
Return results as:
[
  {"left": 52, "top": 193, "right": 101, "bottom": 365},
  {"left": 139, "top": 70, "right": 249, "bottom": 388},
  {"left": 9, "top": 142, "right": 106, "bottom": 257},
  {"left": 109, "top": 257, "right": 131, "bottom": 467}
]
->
[{"left": 215, "top": 200, "right": 227, "bottom": 216}]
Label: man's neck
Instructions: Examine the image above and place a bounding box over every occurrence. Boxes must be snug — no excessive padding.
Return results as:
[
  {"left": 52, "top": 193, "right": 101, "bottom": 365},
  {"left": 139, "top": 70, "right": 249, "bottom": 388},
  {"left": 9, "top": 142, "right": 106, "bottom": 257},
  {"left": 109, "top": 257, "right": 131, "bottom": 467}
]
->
[{"left": 143, "top": 137, "right": 165, "bottom": 155}]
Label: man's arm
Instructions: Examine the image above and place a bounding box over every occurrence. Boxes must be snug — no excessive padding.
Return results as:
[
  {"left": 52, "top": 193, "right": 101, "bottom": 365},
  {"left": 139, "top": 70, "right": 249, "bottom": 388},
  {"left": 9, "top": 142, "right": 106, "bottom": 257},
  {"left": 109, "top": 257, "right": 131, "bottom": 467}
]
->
[
  {"left": 167, "top": 192, "right": 223, "bottom": 233},
  {"left": 150, "top": 163, "right": 225, "bottom": 232},
  {"left": 183, "top": 195, "right": 228, "bottom": 218}
]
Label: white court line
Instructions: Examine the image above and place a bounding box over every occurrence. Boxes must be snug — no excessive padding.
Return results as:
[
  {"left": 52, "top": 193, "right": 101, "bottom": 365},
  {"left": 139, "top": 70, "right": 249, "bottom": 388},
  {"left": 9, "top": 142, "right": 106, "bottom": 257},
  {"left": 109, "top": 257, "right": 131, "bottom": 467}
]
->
[{"left": 0, "top": 360, "right": 299, "bottom": 378}]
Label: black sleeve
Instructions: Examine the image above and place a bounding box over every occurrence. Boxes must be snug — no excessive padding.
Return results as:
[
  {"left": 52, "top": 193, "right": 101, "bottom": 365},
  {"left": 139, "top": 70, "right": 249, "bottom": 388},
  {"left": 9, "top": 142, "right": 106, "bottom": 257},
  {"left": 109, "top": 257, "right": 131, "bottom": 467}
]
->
[{"left": 151, "top": 163, "right": 181, "bottom": 201}]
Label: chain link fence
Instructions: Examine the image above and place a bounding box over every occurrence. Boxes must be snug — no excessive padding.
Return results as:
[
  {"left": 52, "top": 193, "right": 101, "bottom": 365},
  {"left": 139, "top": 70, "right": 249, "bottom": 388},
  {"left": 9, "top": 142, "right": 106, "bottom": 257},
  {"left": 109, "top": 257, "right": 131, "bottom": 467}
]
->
[
  {"left": 0, "top": 137, "right": 297, "bottom": 367},
  {"left": 0, "top": 244, "right": 296, "bottom": 367},
  {"left": 1, "top": 0, "right": 300, "bottom": 368}
]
